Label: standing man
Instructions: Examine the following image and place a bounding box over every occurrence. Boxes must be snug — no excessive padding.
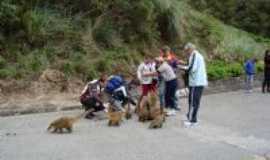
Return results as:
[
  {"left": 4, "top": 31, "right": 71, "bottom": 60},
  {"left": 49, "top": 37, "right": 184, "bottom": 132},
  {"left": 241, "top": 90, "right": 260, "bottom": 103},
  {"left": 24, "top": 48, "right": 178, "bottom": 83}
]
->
[
  {"left": 244, "top": 58, "right": 257, "bottom": 93},
  {"left": 183, "top": 43, "right": 208, "bottom": 127}
]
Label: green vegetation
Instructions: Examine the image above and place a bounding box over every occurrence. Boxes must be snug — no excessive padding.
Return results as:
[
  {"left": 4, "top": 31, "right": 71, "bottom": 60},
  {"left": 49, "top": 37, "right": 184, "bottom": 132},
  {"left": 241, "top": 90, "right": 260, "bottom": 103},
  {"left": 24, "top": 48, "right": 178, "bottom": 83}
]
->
[
  {"left": 189, "top": 0, "right": 270, "bottom": 38},
  {"left": 0, "top": 0, "right": 269, "bottom": 81}
]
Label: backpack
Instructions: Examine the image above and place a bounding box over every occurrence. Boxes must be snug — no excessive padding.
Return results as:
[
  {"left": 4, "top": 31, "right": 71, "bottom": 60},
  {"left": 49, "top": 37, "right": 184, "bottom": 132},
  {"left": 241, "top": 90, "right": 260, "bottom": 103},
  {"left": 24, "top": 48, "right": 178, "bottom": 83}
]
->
[{"left": 105, "top": 75, "right": 124, "bottom": 94}]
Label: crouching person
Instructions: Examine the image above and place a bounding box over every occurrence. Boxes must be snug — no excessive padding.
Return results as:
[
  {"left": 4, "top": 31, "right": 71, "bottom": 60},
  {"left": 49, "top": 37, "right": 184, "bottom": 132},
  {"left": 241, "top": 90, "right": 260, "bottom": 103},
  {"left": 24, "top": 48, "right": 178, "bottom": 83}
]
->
[
  {"left": 80, "top": 75, "right": 107, "bottom": 119},
  {"left": 105, "top": 74, "right": 134, "bottom": 112}
]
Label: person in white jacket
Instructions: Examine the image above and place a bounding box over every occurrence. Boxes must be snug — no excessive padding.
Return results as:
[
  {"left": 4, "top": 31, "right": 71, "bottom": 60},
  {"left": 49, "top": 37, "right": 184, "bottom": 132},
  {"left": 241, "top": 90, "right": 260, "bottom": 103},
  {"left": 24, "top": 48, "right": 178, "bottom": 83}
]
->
[{"left": 182, "top": 43, "right": 208, "bottom": 127}]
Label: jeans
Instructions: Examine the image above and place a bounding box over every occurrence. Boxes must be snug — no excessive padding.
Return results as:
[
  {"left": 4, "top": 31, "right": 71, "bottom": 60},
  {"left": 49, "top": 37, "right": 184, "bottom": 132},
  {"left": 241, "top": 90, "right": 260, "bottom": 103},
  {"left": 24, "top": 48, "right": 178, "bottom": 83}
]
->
[
  {"left": 245, "top": 75, "right": 254, "bottom": 91},
  {"left": 158, "top": 79, "right": 165, "bottom": 108},
  {"left": 81, "top": 97, "right": 105, "bottom": 112},
  {"left": 187, "top": 86, "right": 204, "bottom": 123},
  {"left": 165, "top": 79, "right": 178, "bottom": 109}
]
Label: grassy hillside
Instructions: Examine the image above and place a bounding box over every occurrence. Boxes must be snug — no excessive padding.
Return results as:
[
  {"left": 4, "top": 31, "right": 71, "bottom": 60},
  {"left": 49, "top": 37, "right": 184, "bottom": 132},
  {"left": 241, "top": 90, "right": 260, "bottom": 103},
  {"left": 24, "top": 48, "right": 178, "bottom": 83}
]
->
[{"left": 0, "top": 0, "right": 269, "bottom": 81}]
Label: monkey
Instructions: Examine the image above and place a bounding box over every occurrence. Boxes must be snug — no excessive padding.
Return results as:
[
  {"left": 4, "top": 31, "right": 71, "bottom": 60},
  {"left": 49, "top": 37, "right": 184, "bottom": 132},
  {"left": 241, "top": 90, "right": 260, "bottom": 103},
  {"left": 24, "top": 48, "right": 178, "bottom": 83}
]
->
[{"left": 47, "top": 110, "right": 90, "bottom": 133}]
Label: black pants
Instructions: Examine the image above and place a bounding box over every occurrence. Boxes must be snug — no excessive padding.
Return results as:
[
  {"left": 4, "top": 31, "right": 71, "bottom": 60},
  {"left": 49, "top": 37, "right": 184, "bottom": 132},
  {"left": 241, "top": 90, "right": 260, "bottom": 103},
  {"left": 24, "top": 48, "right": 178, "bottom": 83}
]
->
[
  {"left": 262, "top": 70, "right": 270, "bottom": 92},
  {"left": 165, "top": 79, "right": 178, "bottom": 109},
  {"left": 81, "top": 97, "right": 105, "bottom": 112},
  {"left": 187, "top": 86, "right": 204, "bottom": 123}
]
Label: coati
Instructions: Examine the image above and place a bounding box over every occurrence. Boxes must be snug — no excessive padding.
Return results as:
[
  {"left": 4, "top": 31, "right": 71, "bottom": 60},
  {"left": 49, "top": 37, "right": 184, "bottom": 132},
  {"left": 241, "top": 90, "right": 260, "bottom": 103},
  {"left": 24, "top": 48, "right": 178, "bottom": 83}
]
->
[
  {"left": 107, "top": 111, "right": 125, "bottom": 126},
  {"left": 47, "top": 110, "right": 90, "bottom": 133},
  {"left": 107, "top": 104, "right": 125, "bottom": 126},
  {"left": 138, "top": 92, "right": 160, "bottom": 122},
  {"left": 149, "top": 107, "right": 166, "bottom": 129},
  {"left": 138, "top": 96, "right": 150, "bottom": 122}
]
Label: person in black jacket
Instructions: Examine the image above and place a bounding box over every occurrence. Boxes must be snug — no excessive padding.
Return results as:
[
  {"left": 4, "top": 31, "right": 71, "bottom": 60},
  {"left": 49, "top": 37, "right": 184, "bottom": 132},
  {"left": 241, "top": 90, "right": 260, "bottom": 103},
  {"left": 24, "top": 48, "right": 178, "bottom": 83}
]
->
[{"left": 262, "top": 50, "right": 270, "bottom": 93}]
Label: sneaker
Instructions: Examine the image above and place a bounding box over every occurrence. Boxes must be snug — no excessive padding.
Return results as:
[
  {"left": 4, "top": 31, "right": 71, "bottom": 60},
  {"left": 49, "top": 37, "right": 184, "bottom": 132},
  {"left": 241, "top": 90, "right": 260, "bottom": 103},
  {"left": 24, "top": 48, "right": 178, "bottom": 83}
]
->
[
  {"left": 190, "top": 122, "right": 199, "bottom": 127},
  {"left": 166, "top": 109, "right": 176, "bottom": 116},
  {"left": 245, "top": 90, "right": 253, "bottom": 93},
  {"left": 183, "top": 120, "right": 192, "bottom": 128},
  {"left": 85, "top": 112, "right": 95, "bottom": 119},
  {"left": 174, "top": 107, "right": 181, "bottom": 112}
]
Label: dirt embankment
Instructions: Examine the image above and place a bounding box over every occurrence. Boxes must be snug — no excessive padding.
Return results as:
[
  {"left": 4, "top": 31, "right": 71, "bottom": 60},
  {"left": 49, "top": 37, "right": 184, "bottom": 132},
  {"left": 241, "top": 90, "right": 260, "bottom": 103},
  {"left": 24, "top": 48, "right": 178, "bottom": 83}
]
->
[{"left": 0, "top": 69, "right": 85, "bottom": 116}]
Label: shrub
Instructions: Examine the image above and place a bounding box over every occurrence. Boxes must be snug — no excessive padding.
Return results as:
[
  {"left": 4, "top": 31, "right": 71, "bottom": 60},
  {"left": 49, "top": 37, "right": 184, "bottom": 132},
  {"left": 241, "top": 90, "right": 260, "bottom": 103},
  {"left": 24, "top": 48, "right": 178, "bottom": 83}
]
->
[
  {"left": 0, "top": 55, "right": 7, "bottom": 68},
  {"left": 256, "top": 61, "right": 264, "bottom": 73},
  {"left": 0, "top": 66, "right": 17, "bottom": 79},
  {"left": 227, "top": 63, "right": 243, "bottom": 77},
  {"left": 207, "top": 60, "right": 244, "bottom": 80}
]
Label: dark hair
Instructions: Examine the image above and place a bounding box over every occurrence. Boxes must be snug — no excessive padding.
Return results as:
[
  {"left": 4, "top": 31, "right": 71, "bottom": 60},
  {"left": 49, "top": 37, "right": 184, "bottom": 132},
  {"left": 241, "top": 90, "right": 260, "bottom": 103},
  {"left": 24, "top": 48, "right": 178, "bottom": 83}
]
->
[{"left": 99, "top": 73, "right": 107, "bottom": 82}]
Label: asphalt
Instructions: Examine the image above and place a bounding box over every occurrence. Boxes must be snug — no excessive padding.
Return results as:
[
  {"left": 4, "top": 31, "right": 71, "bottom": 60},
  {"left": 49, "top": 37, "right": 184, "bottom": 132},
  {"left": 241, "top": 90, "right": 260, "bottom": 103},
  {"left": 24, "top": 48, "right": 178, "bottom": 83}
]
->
[{"left": 0, "top": 89, "right": 270, "bottom": 160}]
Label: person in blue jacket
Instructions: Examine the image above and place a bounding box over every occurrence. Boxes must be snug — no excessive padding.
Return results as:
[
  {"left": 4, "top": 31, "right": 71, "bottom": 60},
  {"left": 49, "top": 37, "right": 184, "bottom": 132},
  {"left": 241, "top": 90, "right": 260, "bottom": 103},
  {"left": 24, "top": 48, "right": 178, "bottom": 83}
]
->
[{"left": 244, "top": 58, "right": 257, "bottom": 93}]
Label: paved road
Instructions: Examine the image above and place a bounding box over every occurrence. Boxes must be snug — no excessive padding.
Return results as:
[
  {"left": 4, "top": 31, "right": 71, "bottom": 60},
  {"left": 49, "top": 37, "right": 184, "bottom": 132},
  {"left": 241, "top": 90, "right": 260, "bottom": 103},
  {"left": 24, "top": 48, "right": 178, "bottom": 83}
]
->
[{"left": 0, "top": 90, "right": 270, "bottom": 160}]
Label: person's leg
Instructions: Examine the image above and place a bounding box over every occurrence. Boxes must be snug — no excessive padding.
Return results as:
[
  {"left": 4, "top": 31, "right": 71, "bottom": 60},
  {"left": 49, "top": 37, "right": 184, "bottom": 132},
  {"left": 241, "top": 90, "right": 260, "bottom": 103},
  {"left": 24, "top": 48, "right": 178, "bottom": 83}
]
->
[
  {"left": 250, "top": 75, "right": 254, "bottom": 91},
  {"left": 158, "top": 80, "right": 165, "bottom": 108},
  {"left": 136, "top": 84, "right": 148, "bottom": 113},
  {"left": 170, "top": 79, "right": 178, "bottom": 110},
  {"left": 187, "top": 87, "right": 195, "bottom": 121},
  {"left": 82, "top": 98, "right": 98, "bottom": 119},
  {"left": 190, "top": 87, "right": 204, "bottom": 123},
  {"left": 262, "top": 79, "right": 266, "bottom": 93},
  {"left": 245, "top": 75, "right": 248, "bottom": 91},
  {"left": 246, "top": 75, "right": 252, "bottom": 92},
  {"left": 267, "top": 79, "right": 270, "bottom": 92},
  {"left": 164, "top": 82, "right": 170, "bottom": 109},
  {"left": 165, "top": 80, "right": 176, "bottom": 109}
]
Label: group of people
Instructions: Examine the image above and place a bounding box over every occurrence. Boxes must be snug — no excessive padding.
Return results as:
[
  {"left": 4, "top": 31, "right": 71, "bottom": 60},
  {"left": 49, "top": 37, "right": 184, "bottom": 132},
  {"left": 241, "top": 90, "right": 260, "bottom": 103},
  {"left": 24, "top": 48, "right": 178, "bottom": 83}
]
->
[
  {"left": 136, "top": 43, "right": 207, "bottom": 126},
  {"left": 244, "top": 50, "right": 270, "bottom": 93},
  {"left": 79, "top": 42, "right": 208, "bottom": 127}
]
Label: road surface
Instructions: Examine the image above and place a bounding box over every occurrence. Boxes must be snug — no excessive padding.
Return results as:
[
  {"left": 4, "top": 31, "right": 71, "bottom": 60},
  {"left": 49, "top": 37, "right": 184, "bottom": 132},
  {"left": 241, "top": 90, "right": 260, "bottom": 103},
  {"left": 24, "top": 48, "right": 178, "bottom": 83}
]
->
[{"left": 0, "top": 89, "right": 270, "bottom": 160}]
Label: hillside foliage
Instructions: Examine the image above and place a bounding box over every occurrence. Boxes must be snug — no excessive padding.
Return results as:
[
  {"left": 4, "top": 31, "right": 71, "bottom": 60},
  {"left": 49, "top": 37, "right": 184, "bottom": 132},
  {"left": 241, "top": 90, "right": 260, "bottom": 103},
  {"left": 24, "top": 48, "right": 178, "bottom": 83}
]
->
[{"left": 0, "top": 0, "right": 269, "bottom": 81}]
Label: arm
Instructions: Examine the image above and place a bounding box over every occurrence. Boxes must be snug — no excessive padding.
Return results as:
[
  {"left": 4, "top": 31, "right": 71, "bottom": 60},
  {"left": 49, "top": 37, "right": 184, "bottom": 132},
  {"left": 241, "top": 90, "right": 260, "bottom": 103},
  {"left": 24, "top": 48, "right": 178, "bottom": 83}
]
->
[
  {"left": 137, "top": 64, "right": 143, "bottom": 81},
  {"left": 81, "top": 82, "right": 92, "bottom": 95},
  {"left": 143, "top": 72, "right": 158, "bottom": 77},
  {"left": 190, "top": 56, "right": 199, "bottom": 73}
]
